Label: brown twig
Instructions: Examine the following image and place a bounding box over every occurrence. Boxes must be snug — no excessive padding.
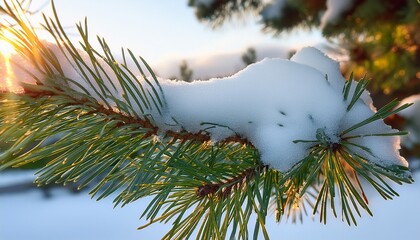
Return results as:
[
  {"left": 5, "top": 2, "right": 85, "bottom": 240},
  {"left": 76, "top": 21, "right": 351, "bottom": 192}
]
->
[
  {"left": 9, "top": 87, "right": 253, "bottom": 147},
  {"left": 21, "top": 85, "right": 159, "bottom": 133},
  {"left": 15, "top": 86, "right": 255, "bottom": 146},
  {"left": 196, "top": 164, "right": 267, "bottom": 199}
]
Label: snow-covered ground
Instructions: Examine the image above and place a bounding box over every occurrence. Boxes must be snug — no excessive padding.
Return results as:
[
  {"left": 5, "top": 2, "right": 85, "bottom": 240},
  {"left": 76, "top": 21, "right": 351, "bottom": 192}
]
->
[{"left": 0, "top": 170, "right": 419, "bottom": 240}]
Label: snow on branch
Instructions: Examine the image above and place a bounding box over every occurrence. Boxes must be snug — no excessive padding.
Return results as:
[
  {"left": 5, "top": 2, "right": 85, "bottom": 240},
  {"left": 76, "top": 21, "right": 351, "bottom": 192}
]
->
[{"left": 2, "top": 38, "right": 409, "bottom": 173}]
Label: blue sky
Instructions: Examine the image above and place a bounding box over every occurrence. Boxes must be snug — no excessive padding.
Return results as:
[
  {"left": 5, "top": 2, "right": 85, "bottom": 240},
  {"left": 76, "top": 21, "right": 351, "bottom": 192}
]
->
[{"left": 30, "top": 0, "right": 323, "bottom": 77}]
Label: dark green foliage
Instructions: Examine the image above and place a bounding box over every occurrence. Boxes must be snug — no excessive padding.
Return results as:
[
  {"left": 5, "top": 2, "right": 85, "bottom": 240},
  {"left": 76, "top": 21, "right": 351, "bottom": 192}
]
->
[
  {"left": 241, "top": 47, "right": 256, "bottom": 66},
  {"left": 190, "top": 0, "right": 261, "bottom": 26},
  {"left": 180, "top": 60, "right": 193, "bottom": 82},
  {"left": 188, "top": 0, "right": 420, "bottom": 94}
]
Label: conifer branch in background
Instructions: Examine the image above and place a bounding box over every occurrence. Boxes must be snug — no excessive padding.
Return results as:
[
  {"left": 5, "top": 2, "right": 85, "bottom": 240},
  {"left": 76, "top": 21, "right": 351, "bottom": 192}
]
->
[
  {"left": 179, "top": 60, "right": 193, "bottom": 82},
  {"left": 0, "top": 1, "right": 414, "bottom": 239}
]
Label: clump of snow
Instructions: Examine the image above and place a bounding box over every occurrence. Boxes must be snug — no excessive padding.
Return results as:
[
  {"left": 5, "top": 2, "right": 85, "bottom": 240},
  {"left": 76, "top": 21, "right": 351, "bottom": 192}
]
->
[
  {"left": 397, "top": 94, "right": 420, "bottom": 148},
  {"left": 159, "top": 47, "right": 407, "bottom": 171},
  {"left": 261, "top": 0, "right": 286, "bottom": 21},
  {"left": 5, "top": 44, "right": 408, "bottom": 172},
  {"left": 339, "top": 102, "right": 406, "bottom": 167},
  {"left": 291, "top": 47, "right": 375, "bottom": 110},
  {"left": 290, "top": 47, "right": 344, "bottom": 91},
  {"left": 321, "top": 0, "right": 354, "bottom": 28},
  {"left": 160, "top": 56, "right": 346, "bottom": 171}
]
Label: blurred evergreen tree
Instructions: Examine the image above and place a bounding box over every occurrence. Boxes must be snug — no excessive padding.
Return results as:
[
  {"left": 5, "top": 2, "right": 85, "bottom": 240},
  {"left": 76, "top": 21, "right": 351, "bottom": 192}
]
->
[
  {"left": 189, "top": 0, "right": 420, "bottom": 95},
  {"left": 180, "top": 60, "right": 194, "bottom": 82},
  {"left": 241, "top": 47, "right": 257, "bottom": 65}
]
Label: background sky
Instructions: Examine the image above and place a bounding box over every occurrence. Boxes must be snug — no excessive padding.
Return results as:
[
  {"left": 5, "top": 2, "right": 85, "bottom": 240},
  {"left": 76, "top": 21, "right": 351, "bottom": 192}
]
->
[{"left": 29, "top": 0, "right": 323, "bottom": 78}]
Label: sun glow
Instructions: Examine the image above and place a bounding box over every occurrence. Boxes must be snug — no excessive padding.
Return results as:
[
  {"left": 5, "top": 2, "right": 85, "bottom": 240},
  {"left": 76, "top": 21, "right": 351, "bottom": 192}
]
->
[
  {"left": 0, "top": 38, "right": 19, "bottom": 92},
  {"left": 0, "top": 38, "right": 15, "bottom": 58}
]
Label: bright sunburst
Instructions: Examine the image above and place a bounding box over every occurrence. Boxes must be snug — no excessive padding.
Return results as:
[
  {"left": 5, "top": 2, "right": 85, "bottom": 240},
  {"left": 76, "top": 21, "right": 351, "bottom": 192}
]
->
[
  {"left": 0, "top": 37, "right": 18, "bottom": 92},
  {"left": 0, "top": 39, "right": 15, "bottom": 58}
]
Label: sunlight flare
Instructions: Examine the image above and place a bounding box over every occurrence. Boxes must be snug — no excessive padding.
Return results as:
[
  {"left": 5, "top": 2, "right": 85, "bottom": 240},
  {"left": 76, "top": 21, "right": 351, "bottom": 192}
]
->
[
  {"left": 0, "top": 38, "right": 15, "bottom": 58},
  {"left": 0, "top": 38, "right": 18, "bottom": 92}
]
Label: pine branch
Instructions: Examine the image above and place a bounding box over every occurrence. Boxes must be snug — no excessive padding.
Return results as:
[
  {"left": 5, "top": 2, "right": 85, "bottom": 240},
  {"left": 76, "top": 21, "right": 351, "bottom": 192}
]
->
[{"left": 0, "top": 1, "right": 415, "bottom": 239}]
